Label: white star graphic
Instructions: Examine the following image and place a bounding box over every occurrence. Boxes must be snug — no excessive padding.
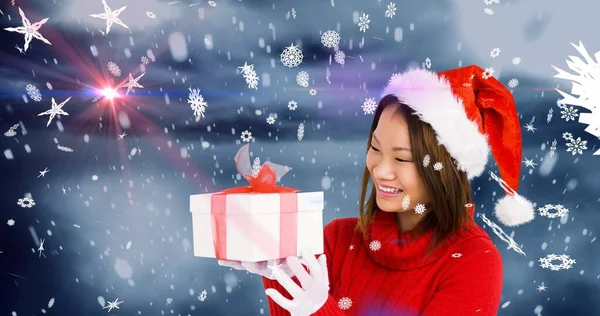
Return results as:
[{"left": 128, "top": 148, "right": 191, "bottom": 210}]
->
[
  {"left": 524, "top": 123, "right": 537, "bottom": 132},
  {"left": 38, "top": 238, "right": 45, "bottom": 257},
  {"left": 523, "top": 158, "right": 537, "bottom": 169},
  {"left": 121, "top": 72, "right": 145, "bottom": 95},
  {"left": 536, "top": 282, "right": 547, "bottom": 292},
  {"left": 4, "top": 8, "right": 52, "bottom": 52},
  {"left": 37, "top": 97, "right": 71, "bottom": 127},
  {"left": 90, "top": 0, "right": 129, "bottom": 34},
  {"left": 103, "top": 298, "right": 123, "bottom": 312},
  {"left": 117, "top": 132, "right": 127, "bottom": 140},
  {"left": 38, "top": 167, "right": 49, "bottom": 178},
  {"left": 267, "top": 260, "right": 283, "bottom": 279}
]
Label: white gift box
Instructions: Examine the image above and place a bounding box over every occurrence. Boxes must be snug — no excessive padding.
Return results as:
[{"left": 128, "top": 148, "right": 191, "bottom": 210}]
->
[{"left": 190, "top": 191, "right": 324, "bottom": 262}]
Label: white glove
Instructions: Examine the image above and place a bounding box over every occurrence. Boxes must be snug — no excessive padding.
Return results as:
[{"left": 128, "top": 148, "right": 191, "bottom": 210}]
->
[
  {"left": 264, "top": 248, "right": 330, "bottom": 316},
  {"left": 217, "top": 258, "right": 295, "bottom": 281}
]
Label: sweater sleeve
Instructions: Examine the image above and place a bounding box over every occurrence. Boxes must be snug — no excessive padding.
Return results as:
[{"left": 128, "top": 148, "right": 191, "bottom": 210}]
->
[
  {"left": 421, "top": 239, "right": 503, "bottom": 316},
  {"left": 263, "top": 219, "right": 345, "bottom": 316}
]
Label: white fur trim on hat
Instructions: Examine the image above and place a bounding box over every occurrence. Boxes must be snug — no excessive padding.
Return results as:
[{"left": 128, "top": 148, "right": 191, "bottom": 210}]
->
[
  {"left": 494, "top": 194, "right": 535, "bottom": 226},
  {"left": 382, "top": 68, "right": 490, "bottom": 179}
]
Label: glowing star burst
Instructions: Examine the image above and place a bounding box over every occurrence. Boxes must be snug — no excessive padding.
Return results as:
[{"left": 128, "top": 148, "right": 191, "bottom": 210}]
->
[
  {"left": 4, "top": 8, "right": 52, "bottom": 52},
  {"left": 37, "top": 97, "right": 71, "bottom": 127},
  {"left": 90, "top": 0, "right": 129, "bottom": 34},
  {"left": 121, "top": 72, "right": 145, "bottom": 96},
  {"left": 103, "top": 298, "right": 123, "bottom": 312},
  {"left": 552, "top": 41, "right": 600, "bottom": 154},
  {"left": 102, "top": 87, "right": 119, "bottom": 100}
]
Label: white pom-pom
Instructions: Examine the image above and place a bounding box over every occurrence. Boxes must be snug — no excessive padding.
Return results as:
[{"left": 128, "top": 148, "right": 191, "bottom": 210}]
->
[{"left": 494, "top": 194, "right": 535, "bottom": 226}]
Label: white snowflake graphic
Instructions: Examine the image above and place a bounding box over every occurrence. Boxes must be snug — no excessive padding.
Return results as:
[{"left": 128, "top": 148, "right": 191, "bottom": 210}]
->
[
  {"left": 121, "top": 72, "right": 145, "bottom": 96},
  {"left": 38, "top": 97, "right": 71, "bottom": 127},
  {"left": 563, "top": 132, "right": 587, "bottom": 156},
  {"left": 130, "top": 147, "right": 138, "bottom": 156},
  {"left": 553, "top": 41, "right": 600, "bottom": 154},
  {"left": 422, "top": 154, "right": 431, "bottom": 167},
  {"left": 358, "top": 13, "right": 370, "bottom": 32},
  {"left": 90, "top": 0, "right": 129, "bottom": 34},
  {"left": 4, "top": 124, "right": 19, "bottom": 137},
  {"left": 401, "top": 194, "right": 411, "bottom": 210},
  {"left": 361, "top": 98, "right": 377, "bottom": 115},
  {"left": 103, "top": 298, "right": 124, "bottom": 312},
  {"left": 199, "top": 289, "right": 207, "bottom": 301},
  {"left": 338, "top": 297, "right": 352, "bottom": 310},
  {"left": 187, "top": 88, "right": 208, "bottom": 121},
  {"left": 238, "top": 62, "right": 260, "bottom": 89},
  {"left": 433, "top": 162, "right": 443, "bottom": 171},
  {"left": 280, "top": 43, "right": 304, "bottom": 68},
  {"left": 334, "top": 50, "right": 346, "bottom": 65},
  {"left": 297, "top": 123, "right": 305, "bottom": 141},
  {"left": 241, "top": 130, "right": 253, "bottom": 142},
  {"left": 537, "top": 204, "right": 569, "bottom": 219},
  {"left": 424, "top": 57, "right": 432, "bottom": 69},
  {"left": 478, "top": 213, "right": 526, "bottom": 256},
  {"left": 26, "top": 84, "right": 42, "bottom": 102},
  {"left": 321, "top": 30, "right": 340, "bottom": 48},
  {"left": 57, "top": 145, "right": 74, "bottom": 152},
  {"left": 107, "top": 61, "right": 121, "bottom": 76},
  {"left": 507, "top": 78, "right": 519, "bottom": 88},
  {"left": 482, "top": 67, "right": 494, "bottom": 79},
  {"left": 559, "top": 104, "right": 579, "bottom": 122},
  {"left": 141, "top": 56, "right": 149, "bottom": 65},
  {"left": 512, "top": 57, "right": 522, "bottom": 65},
  {"left": 369, "top": 240, "right": 381, "bottom": 251},
  {"left": 385, "top": 2, "right": 396, "bottom": 18},
  {"left": 17, "top": 197, "right": 35, "bottom": 208},
  {"left": 7, "top": 219, "right": 15, "bottom": 226},
  {"left": 48, "top": 298, "right": 55, "bottom": 308},
  {"left": 414, "top": 203, "right": 426, "bottom": 215},
  {"left": 451, "top": 253, "right": 462, "bottom": 258},
  {"left": 296, "top": 71, "right": 309, "bottom": 88},
  {"left": 538, "top": 254, "right": 576, "bottom": 271},
  {"left": 266, "top": 115, "right": 276, "bottom": 125},
  {"left": 3, "top": 8, "right": 52, "bottom": 52},
  {"left": 309, "top": 88, "right": 317, "bottom": 95},
  {"left": 288, "top": 100, "right": 298, "bottom": 110},
  {"left": 489, "top": 47, "right": 501, "bottom": 58},
  {"left": 483, "top": 8, "right": 494, "bottom": 15},
  {"left": 146, "top": 11, "right": 156, "bottom": 19}
]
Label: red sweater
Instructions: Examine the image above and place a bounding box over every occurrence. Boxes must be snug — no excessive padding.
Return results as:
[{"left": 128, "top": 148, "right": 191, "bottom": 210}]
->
[{"left": 263, "top": 209, "right": 503, "bottom": 315}]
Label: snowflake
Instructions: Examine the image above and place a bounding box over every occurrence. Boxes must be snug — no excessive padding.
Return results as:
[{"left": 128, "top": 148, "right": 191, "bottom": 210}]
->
[
  {"left": 562, "top": 132, "right": 573, "bottom": 141},
  {"left": 309, "top": 88, "right": 317, "bottom": 95},
  {"left": 424, "top": 57, "right": 432, "bottom": 69},
  {"left": 26, "top": 84, "right": 42, "bottom": 102},
  {"left": 361, "top": 98, "right": 377, "bottom": 115},
  {"left": 297, "top": 123, "right": 305, "bottom": 141},
  {"left": 321, "top": 30, "right": 340, "bottom": 48},
  {"left": 90, "top": 0, "right": 129, "bottom": 34},
  {"left": 57, "top": 145, "right": 73, "bottom": 152},
  {"left": 46, "top": 82, "right": 53, "bottom": 90},
  {"left": 358, "top": 13, "right": 370, "bottom": 32},
  {"left": 208, "top": 1, "right": 217, "bottom": 7},
  {"left": 478, "top": 213, "right": 526, "bottom": 256},
  {"left": 4, "top": 124, "right": 19, "bottom": 137},
  {"left": 241, "top": 130, "right": 253, "bottom": 142},
  {"left": 103, "top": 298, "right": 124, "bottom": 312},
  {"left": 508, "top": 78, "right": 519, "bottom": 88},
  {"left": 38, "top": 97, "right": 71, "bottom": 127},
  {"left": 334, "top": 50, "right": 346, "bottom": 65},
  {"left": 48, "top": 298, "right": 55, "bottom": 308},
  {"left": 130, "top": 147, "right": 138, "bottom": 156},
  {"left": 524, "top": 123, "right": 536, "bottom": 132},
  {"left": 252, "top": 157, "right": 261, "bottom": 177},
  {"left": 141, "top": 56, "right": 149, "bottom": 65},
  {"left": 291, "top": 8, "right": 296, "bottom": 18},
  {"left": 538, "top": 204, "right": 569, "bottom": 219},
  {"left": 414, "top": 203, "right": 426, "bottom": 215},
  {"left": 565, "top": 136, "right": 587, "bottom": 155},
  {"left": 523, "top": 158, "right": 537, "bottom": 168},
  {"left": 280, "top": 43, "right": 303, "bottom": 68},
  {"left": 433, "top": 162, "right": 443, "bottom": 171},
  {"left": 489, "top": 47, "right": 501, "bottom": 58},
  {"left": 512, "top": 57, "right": 522, "bottom": 65},
  {"left": 549, "top": 139, "right": 557, "bottom": 157},
  {"left": 3, "top": 8, "right": 52, "bottom": 52},
  {"left": 538, "top": 254, "right": 576, "bottom": 271},
  {"left": 422, "top": 154, "right": 430, "bottom": 167},
  {"left": 484, "top": 0, "right": 500, "bottom": 4},
  {"left": 17, "top": 197, "right": 35, "bottom": 208},
  {"left": 187, "top": 88, "right": 208, "bottom": 121},
  {"left": 107, "top": 61, "right": 121, "bottom": 76},
  {"left": 560, "top": 105, "right": 579, "bottom": 122},
  {"left": 385, "top": 2, "right": 396, "bottom": 18},
  {"left": 266, "top": 115, "right": 276, "bottom": 125},
  {"left": 238, "top": 62, "right": 260, "bottom": 89},
  {"left": 288, "top": 100, "right": 298, "bottom": 110},
  {"left": 369, "top": 240, "right": 381, "bottom": 251},
  {"left": 296, "top": 71, "right": 310, "bottom": 88},
  {"left": 451, "top": 253, "right": 462, "bottom": 258},
  {"left": 482, "top": 67, "right": 494, "bottom": 79},
  {"left": 7, "top": 219, "right": 15, "bottom": 226},
  {"left": 483, "top": 8, "right": 494, "bottom": 15},
  {"left": 91, "top": 175, "right": 99, "bottom": 181},
  {"left": 553, "top": 42, "right": 600, "bottom": 152},
  {"left": 200, "top": 289, "right": 207, "bottom": 301},
  {"left": 401, "top": 194, "right": 411, "bottom": 210},
  {"left": 146, "top": 11, "right": 156, "bottom": 19},
  {"left": 349, "top": 244, "right": 354, "bottom": 250},
  {"left": 338, "top": 297, "right": 352, "bottom": 310}
]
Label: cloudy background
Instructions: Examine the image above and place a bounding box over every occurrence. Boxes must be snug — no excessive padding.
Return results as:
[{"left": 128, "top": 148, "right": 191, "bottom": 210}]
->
[{"left": 1, "top": 0, "right": 600, "bottom": 315}]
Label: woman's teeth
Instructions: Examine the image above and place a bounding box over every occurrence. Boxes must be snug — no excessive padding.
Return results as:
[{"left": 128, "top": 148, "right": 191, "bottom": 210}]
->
[{"left": 378, "top": 185, "right": 401, "bottom": 193}]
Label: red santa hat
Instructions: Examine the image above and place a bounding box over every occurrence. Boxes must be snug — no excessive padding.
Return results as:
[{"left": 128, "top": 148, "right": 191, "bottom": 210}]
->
[{"left": 381, "top": 65, "right": 535, "bottom": 227}]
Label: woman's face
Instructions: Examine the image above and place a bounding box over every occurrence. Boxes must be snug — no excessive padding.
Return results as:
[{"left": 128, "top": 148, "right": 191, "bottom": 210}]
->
[{"left": 366, "top": 107, "right": 430, "bottom": 214}]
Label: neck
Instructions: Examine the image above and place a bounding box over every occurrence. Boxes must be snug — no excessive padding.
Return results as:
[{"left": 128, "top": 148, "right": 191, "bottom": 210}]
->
[{"left": 396, "top": 211, "right": 424, "bottom": 233}]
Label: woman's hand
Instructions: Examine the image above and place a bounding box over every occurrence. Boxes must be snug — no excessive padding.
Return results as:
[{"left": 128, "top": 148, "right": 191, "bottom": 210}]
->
[
  {"left": 217, "top": 258, "right": 295, "bottom": 280},
  {"left": 265, "top": 248, "right": 330, "bottom": 316}
]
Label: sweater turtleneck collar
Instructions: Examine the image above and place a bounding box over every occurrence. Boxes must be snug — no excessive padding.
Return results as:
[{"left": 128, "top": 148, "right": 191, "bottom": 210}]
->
[{"left": 363, "top": 206, "right": 479, "bottom": 270}]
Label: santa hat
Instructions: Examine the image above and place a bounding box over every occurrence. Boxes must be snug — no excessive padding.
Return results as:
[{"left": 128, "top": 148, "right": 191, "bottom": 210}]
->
[{"left": 381, "top": 65, "right": 534, "bottom": 227}]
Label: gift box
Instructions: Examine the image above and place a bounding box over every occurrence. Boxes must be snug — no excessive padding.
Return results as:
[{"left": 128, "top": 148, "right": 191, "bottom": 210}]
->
[{"left": 190, "top": 144, "right": 324, "bottom": 262}]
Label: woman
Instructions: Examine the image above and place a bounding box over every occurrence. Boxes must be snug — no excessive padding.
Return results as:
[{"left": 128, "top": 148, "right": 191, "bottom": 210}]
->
[{"left": 219, "top": 65, "right": 535, "bottom": 315}]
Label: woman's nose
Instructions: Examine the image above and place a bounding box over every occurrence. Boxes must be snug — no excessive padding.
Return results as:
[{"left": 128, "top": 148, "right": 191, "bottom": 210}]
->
[{"left": 373, "top": 161, "right": 395, "bottom": 179}]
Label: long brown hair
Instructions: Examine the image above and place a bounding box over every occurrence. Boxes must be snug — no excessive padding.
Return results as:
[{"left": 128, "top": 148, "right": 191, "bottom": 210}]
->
[{"left": 355, "top": 94, "right": 474, "bottom": 252}]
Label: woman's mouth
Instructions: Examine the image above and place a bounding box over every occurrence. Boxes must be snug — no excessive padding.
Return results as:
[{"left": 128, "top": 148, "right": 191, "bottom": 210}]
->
[{"left": 377, "top": 184, "right": 403, "bottom": 198}]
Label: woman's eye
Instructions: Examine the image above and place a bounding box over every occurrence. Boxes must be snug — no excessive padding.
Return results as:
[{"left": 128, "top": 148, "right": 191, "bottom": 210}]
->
[
  {"left": 370, "top": 145, "right": 380, "bottom": 152},
  {"left": 396, "top": 158, "right": 409, "bottom": 163}
]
